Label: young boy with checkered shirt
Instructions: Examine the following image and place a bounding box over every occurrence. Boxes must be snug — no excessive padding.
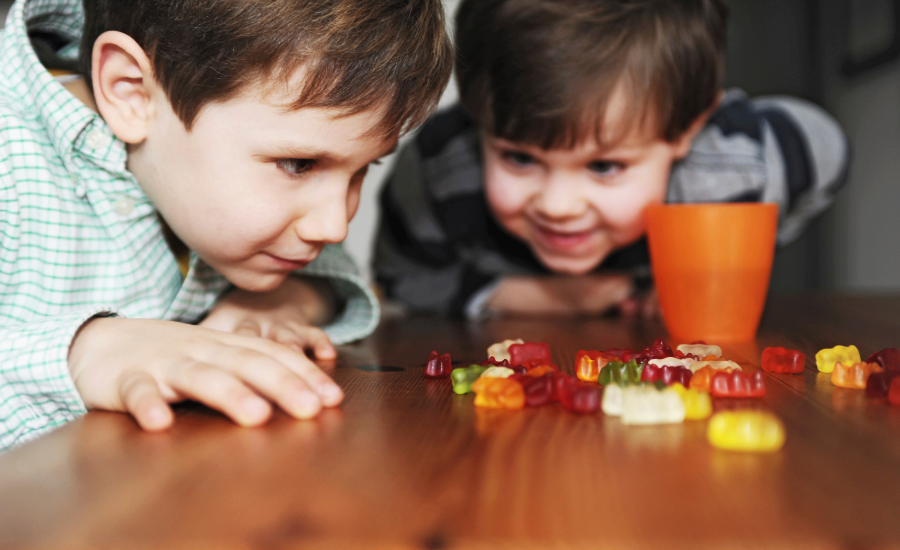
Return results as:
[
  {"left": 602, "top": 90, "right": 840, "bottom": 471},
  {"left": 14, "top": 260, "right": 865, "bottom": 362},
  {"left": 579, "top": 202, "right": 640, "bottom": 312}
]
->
[{"left": 0, "top": 0, "right": 451, "bottom": 449}]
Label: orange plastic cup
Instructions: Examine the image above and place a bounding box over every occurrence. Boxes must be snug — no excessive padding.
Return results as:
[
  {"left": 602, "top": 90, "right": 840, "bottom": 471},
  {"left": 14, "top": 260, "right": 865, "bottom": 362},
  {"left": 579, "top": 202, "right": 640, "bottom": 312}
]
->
[{"left": 645, "top": 203, "right": 778, "bottom": 343}]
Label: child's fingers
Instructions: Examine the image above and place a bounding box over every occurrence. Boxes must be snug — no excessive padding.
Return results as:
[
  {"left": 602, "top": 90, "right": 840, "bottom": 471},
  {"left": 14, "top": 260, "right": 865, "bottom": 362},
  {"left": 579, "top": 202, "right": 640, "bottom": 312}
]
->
[
  {"left": 232, "top": 319, "right": 262, "bottom": 338},
  {"left": 618, "top": 297, "right": 639, "bottom": 319},
  {"left": 272, "top": 324, "right": 336, "bottom": 360},
  {"left": 224, "top": 348, "right": 324, "bottom": 419},
  {"left": 118, "top": 371, "right": 174, "bottom": 431},
  {"left": 234, "top": 337, "right": 344, "bottom": 407},
  {"left": 169, "top": 362, "right": 272, "bottom": 426},
  {"left": 307, "top": 328, "right": 337, "bottom": 360}
]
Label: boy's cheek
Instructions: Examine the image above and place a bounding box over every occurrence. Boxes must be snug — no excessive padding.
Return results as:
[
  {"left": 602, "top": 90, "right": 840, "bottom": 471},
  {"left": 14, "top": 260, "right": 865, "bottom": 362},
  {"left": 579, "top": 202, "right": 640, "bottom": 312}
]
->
[{"left": 484, "top": 171, "right": 529, "bottom": 219}]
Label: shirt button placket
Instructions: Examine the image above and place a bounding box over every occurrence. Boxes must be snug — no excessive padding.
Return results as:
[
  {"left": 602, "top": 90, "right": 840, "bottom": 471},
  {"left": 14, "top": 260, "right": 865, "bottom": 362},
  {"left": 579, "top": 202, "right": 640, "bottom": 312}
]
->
[
  {"left": 85, "top": 128, "right": 110, "bottom": 150},
  {"left": 114, "top": 196, "right": 134, "bottom": 217}
]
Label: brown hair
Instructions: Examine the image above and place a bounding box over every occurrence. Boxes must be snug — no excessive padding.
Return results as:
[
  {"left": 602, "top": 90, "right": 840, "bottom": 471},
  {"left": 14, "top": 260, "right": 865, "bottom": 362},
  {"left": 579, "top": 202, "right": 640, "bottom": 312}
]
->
[
  {"left": 80, "top": 0, "right": 453, "bottom": 136},
  {"left": 455, "top": 0, "right": 728, "bottom": 149}
]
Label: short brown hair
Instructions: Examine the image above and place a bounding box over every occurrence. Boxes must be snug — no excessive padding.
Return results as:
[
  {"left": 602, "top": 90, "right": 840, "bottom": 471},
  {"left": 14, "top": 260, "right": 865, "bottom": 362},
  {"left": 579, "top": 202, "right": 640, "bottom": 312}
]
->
[
  {"left": 80, "top": 0, "right": 453, "bottom": 136},
  {"left": 455, "top": 0, "right": 728, "bottom": 149}
]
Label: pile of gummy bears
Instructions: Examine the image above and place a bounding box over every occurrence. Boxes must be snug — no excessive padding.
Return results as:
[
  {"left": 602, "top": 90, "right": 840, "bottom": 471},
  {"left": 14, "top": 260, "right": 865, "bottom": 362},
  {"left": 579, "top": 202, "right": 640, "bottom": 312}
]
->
[{"left": 423, "top": 338, "right": 900, "bottom": 453}]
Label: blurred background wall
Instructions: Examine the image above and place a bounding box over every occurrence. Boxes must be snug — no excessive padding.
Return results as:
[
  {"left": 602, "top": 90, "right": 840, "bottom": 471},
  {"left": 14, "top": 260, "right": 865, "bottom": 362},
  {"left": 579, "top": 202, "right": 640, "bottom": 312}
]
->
[{"left": 1, "top": 0, "right": 897, "bottom": 293}]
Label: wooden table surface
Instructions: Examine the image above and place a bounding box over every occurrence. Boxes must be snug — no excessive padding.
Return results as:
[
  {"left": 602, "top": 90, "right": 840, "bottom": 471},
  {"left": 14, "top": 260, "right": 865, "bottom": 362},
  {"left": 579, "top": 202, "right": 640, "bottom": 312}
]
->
[{"left": 2, "top": 294, "right": 900, "bottom": 549}]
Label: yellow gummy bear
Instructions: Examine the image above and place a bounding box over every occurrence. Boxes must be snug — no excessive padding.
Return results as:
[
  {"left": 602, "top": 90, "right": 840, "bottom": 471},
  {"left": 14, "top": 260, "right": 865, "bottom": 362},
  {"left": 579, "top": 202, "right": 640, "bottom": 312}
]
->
[
  {"left": 670, "top": 383, "right": 712, "bottom": 420},
  {"left": 707, "top": 411, "right": 786, "bottom": 452},
  {"left": 815, "top": 345, "right": 861, "bottom": 374}
]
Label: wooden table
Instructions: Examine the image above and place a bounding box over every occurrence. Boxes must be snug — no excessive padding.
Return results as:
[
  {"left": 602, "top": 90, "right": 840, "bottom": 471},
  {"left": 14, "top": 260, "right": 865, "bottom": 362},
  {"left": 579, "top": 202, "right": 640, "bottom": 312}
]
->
[{"left": 2, "top": 294, "right": 900, "bottom": 549}]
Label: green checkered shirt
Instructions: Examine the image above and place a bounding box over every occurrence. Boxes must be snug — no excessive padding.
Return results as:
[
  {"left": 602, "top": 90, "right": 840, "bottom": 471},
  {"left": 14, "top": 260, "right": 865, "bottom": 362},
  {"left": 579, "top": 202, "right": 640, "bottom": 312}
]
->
[{"left": 0, "top": 0, "right": 380, "bottom": 450}]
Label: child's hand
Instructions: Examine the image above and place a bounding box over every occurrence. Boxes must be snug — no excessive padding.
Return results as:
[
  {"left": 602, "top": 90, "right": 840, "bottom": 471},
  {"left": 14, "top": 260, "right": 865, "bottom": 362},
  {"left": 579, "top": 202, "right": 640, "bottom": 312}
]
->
[
  {"left": 619, "top": 287, "right": 661, "bottom": 320},
  {"left": 68, "top": 317, "right": 344, "bottom": 431},
  {"left": 487, "top": 274, "right": 634, "bottom": 316},
  {"left": 199, "top": 276, "right": 337, "bottom": 360}
]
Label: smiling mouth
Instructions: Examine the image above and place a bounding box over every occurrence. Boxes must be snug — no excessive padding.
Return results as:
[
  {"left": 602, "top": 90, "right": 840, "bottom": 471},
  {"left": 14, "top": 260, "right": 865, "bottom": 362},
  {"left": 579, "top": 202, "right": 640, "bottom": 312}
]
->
[
  {"left": 535, "top": 226, "right": 596, "bottom": 251},
  {"left": 265, "top": 253, "right": 312, "bottom": 270}
]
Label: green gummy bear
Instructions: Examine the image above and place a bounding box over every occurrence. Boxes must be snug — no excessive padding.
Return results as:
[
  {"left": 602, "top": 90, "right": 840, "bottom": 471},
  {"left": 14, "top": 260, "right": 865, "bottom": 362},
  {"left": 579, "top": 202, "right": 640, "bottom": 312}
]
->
[
  {"left": 598, "top": 359, "right": 644, "bottom": 387},
  {"left": 451, "top": 365, "right": 488, "bottom": 394}
]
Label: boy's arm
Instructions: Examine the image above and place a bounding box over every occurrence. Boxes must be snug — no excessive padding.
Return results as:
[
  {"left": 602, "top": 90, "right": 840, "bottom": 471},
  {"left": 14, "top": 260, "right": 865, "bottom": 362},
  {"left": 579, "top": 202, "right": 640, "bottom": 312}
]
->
[
  {"left": 669, "top": 89, "right": 850, "bottom": 245},
  {"left": 486, "top": 275, "right": 634, "bottom": 315},
  {"left": 0, "top": 311, "right": 110, "bottom": 450},
  {"left": 750, "top": 94, "right": 850, "bottom": 244}
]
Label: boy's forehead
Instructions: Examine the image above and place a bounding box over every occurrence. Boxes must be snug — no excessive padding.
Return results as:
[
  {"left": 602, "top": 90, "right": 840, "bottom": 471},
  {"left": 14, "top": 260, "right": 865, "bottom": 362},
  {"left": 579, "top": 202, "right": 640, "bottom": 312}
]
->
[
  {"left": 582, "top": 83, "right": 663, "bottom": 151},
  {"left": 250, "top": 68, "right": 399, "bottom": 141},
  {"left": 491, "top": 82, "right": 665, "bottom": 154},
  {"left": 196, "top": 89, "right": 397, "bottom": 161}
]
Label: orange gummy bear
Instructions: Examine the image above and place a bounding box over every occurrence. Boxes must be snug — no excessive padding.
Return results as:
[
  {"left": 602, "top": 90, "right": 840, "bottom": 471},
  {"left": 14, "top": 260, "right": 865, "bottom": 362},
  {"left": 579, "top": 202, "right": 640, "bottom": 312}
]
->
[
  {"left": 575, "top": 350, "right": 610, "bottom": 382},
  {"left": 832, "top": 361, "right": 883, "bottom": 389},
  {"left": 473, "top": 377, "right": 525, "bottom": 410}
]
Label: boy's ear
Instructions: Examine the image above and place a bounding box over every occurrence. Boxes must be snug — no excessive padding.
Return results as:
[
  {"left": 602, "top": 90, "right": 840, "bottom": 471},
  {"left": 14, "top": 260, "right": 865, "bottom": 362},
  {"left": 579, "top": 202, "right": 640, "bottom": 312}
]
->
[
  {"left": 672, "top": 90, "right": 725, "bottom": 159},
  {"left": 91, "top": 31, "right": 158, "bottom": 144}
]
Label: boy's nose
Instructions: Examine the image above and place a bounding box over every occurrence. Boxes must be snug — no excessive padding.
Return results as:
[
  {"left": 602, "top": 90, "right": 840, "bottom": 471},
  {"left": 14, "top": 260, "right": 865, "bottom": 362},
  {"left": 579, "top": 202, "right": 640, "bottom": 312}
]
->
[
  {"left": 295, "top": 194, "right": 349, "bottom": 245},
  {"left": 535, "top": 173, "right": 588, "bottom": 220}
]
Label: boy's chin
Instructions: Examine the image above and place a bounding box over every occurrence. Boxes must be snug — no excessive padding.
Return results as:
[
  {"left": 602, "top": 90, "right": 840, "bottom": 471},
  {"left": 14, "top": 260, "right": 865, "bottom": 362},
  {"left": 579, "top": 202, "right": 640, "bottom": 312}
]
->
[
  {"left": 224, "top": 270, "right": 289, "bottom": 293},
  {"left": 536, "top": 253, "right": 603, "bottom": 276}
]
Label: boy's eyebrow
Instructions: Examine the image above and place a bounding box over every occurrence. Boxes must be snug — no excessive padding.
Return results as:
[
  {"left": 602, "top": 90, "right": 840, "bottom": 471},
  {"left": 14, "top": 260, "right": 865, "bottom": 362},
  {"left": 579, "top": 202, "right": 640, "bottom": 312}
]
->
[{"left": 261, "top": 141, "right": 397, "bottom": 162}]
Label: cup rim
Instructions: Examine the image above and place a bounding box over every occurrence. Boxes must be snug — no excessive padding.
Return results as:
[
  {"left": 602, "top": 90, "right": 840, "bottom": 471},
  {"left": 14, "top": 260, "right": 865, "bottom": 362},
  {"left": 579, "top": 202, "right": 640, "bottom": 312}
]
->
[{"left": 647, "top": 202, "right": 779, "bottom": 209}]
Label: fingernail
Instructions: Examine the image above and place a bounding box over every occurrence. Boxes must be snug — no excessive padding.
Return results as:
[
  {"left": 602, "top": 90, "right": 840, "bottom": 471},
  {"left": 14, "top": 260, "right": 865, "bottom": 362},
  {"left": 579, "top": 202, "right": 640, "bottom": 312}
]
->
[
  {"left": 242, "top": 397, "right": 269, "bottom": 421},
  {"left": 318, "top": 384, "right": 343, "bottom": 405},
  {"left": 146, "top": 406, "right": 170, "bottom": 428},
  {"left": 291, "top": 392, "right": 321, "bottom": 418}
]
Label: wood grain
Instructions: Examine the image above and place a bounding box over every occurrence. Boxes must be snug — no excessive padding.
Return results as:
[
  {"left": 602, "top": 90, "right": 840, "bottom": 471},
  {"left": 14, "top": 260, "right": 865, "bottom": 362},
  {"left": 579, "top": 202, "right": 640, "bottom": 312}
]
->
[{"left": 2, "top": 294, "right": 900, "bottom": 549}]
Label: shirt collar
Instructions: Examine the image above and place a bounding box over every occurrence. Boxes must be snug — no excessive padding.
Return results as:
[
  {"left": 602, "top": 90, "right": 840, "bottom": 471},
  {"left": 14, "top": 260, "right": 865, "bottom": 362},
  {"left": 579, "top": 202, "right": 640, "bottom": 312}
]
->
[{"left": 0, "top": 0, "right": 126, "bottom": 173}]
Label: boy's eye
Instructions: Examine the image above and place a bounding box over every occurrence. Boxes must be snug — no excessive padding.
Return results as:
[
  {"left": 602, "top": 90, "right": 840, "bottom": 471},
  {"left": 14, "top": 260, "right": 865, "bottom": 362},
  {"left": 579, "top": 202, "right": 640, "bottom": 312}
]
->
[
  {"left": 588, "top": 160, "right": 622, "bottom": 177},
  {"left": 502, "top": 151, "right": 536, "bottom": 168},
  {"left": 276, "top": 158, "right": 315, "bottom": 176}
]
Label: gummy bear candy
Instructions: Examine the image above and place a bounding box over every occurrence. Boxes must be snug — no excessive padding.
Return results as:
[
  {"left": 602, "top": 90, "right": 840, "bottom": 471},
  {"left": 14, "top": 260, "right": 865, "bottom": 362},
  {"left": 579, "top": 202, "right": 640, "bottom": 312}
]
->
[
  {"left": 640, "top": 363, "right": 693, "bottom": 387},
  {"left": 575, "top": 350, "right": 610, "bottom": 382},
  {"left": 707, "top": 411, "right": 785, "bottom": 452},
  {"left": 635, "top": 338, "right": 674, "bottom": 364},
  {"left": 486, "top": 339, "right": 523, "bottom": 363},
  {"left": 473, "top": 377, "right": 525, "bottom": 410},
  {"left": 424, "top": 350, "right": 452, "bottom": 378},
  {"left": 669, "top": 383, "right": 712, "bottom": 420},
  {"left": 690, "top": 365, "right": 738, "bottom": 393},
  {"left": 867, "top": 348, "right": 900, "bottom": 371},
  {"left": 677, "top": 343, "right": 722, "bottom": 358},
  {"left": 760, "top": 347, "right": 805, "bottom": 374},
  {"left": 815, "top": 345, "right": 860, "bottom": 374},
  {"left": 598, "top": 360, "right": 644, "bottom": 386},
  {"left": 451, "top": 365, "right": 487, "bottom": 395},
  {"left": 481, "top": 366, "right": 515, "bottom": 379},
  {"left": 832, "top": 362, "right": 882, "bottom": 389},
  {"left": 688, "top": 360, "right": 741, "bottom": 374},
  {"left": 710, "top": 370, "right": 766, "bottom": 398},
  {"left": 621, "top": 385, "right": 685, "bottom": 425},
  {"left": 508, "top": 342, "right": 552, "bottom": 367}
]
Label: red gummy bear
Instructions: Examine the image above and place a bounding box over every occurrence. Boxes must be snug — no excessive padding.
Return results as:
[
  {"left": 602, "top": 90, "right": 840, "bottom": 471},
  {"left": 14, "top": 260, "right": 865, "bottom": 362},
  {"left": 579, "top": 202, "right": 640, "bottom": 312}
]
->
[
  {"left": 760, "top": 347, "right": 805, "bottom": 374},
  {"left": 636, "top": 338, "right": 674, "bottom": 364},
  {"left": 641, "top": 364, "right": 693, "bottom": 387},
  {"left": 424, "top": 350, "right": 452, "bottom": 378},
  {"left": 866, "top": 370, "right": 900, "bottom": 397},
  {"left": 867, "top": 348, "right": 900, "bottom": 372},
  {"left": 710, "top": 370, "right": 766, "bottom": 398},
  {"left": 512, "top": 373, "right": 554, "bottom": 407},
  {"left": 508, "top": 342, "right": 551, "bottom": 367}
]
